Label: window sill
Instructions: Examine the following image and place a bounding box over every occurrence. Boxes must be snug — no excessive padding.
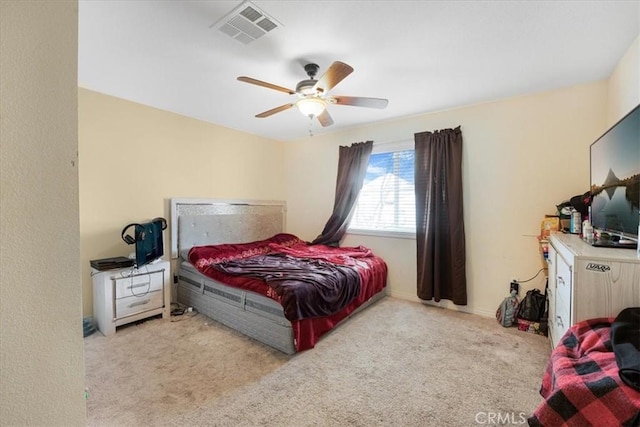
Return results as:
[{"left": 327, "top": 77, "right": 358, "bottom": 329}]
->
[{"left": 346, "top": 229, "right": 416, "bottom": 240}]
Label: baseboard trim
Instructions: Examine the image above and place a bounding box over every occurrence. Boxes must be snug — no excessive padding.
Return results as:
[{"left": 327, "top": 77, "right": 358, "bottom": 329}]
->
[{"left": 387, "top": 289, "right": 494, "bottom": 319}]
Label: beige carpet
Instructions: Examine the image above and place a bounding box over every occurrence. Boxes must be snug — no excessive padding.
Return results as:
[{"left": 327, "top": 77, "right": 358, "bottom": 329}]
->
[{"left": 84, "top": 297, "right": 551, "bottom": 426}]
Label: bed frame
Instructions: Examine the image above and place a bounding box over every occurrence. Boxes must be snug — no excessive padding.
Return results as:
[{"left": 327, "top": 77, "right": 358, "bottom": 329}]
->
[
  {"left": 170, "top": 198, "right": 296, "bottom": 353},
  {"left": 170, "top": 198, "right": 385, "bottom": 354}
]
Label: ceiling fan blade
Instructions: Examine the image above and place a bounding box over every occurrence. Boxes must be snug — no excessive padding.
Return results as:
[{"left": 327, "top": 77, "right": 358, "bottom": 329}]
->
[
  {"left": 317, "top": 109, "right": 334, "bottom": 127},
  {"left": 313, "top": 61, "right": 354, "bottom": 94},
  {"left": 330, "top": 96, "right": 389, "bottom": 109},
  {"left": 238, "top": 76, "right": 295, "bottom": 95},
  {"left": 255, "top": 103, "right": 294, "bottom": 118}
]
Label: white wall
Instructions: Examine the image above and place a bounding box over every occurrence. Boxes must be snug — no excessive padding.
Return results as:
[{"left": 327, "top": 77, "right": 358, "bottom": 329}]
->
[
  {"left": 0, "top": 1, "right": 86, "bottom": 425},
  {"left": 285, "top": 82, "right": 608, "bottom": 317}
]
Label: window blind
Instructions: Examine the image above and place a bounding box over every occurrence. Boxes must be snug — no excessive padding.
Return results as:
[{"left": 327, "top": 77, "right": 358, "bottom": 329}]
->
[{"left": 349, "top": 147, "right": 416, "bottom": 234}]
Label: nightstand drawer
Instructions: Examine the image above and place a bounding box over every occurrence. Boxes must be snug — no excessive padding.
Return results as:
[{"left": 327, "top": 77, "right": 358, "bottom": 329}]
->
[
  {"left": 115, "top": 290, "right": 163, "bottom": 319},
  {"left": 114, "top": 269, "right": 164, "bottom": 299}
]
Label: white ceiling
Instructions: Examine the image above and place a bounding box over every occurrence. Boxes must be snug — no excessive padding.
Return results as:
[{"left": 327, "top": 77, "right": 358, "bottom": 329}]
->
[{"left": 78, "top": 1, "right": 639, "bottom": 142}]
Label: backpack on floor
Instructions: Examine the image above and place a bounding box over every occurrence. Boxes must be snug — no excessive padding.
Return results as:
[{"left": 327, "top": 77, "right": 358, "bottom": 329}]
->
[
  {"left": 517, "top": 288, "right": 547, "bottom": 322},
  {"left": 496, "top": 290, "right": 519, "bottom": 327}
]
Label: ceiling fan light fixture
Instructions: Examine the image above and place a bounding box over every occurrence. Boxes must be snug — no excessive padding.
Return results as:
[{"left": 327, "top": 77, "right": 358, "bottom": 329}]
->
[{"left": 296, "top": 97, "right": 326, "bottom": 117}]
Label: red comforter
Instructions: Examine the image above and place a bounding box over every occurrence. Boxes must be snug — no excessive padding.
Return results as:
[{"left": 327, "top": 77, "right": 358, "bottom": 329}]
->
[{"left": 188, "top": 234, "right": 387, "bottom": 352}]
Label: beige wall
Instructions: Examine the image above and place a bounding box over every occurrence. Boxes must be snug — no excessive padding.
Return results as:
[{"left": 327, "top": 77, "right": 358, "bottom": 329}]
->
[
  {"left": 78, "top": 88, "right": 287, "bottom": 316},
  {"left": 0, "top": 1, "right": 86, "bottom": 425},
  {"left": 285, "top": 82, "right": 609, "bottom": 316},
  {"left": 607, "top": 35, "right": 639, "bottom": 126}
]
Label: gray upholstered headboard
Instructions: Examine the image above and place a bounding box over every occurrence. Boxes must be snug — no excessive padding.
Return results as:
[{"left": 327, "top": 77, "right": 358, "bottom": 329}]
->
[{"left": 170, "top": 198, "right": 286, "bottom": 259}]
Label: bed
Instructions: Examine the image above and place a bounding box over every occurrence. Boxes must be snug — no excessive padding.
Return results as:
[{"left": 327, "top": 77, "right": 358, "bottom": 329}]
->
[
  {"left": 170, "top": 198, "right": 388, "bottom": 354},
  {"left": 528, "top": 308, "right": 640, "bottom": 426}
]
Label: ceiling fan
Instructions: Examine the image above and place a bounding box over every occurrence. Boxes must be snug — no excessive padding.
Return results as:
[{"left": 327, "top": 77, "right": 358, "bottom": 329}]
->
[{"left": 237, "top": 61, "right": 388, "bottom": 127}]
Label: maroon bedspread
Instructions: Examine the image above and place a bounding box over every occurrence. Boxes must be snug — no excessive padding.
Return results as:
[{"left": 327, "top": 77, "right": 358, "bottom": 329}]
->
[
  {"left": 529, "top": 318, "right": 640, "bottom": 426},
  {"left": 187, "top": 234, "right": 387, "bottom": 352},
  {"left": 212, "top": 253, "right": 361, "bottom": 321}
]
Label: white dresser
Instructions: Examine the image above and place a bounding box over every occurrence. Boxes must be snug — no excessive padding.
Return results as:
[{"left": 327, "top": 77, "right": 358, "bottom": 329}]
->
[
  {"left": 92, "top": 260, "right": 171, "bottom": 336},
  {"left": 547, "top": 233, "right": 640, "bottom": 348}
]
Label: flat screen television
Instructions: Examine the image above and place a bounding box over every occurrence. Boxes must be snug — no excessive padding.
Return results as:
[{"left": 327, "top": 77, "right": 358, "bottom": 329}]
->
[
  {"left": 134, "top": 218, "right": 166, "bottom": 267},
  {"left": 122, "top": 217, "right": 167, "bottom": 267},
  {"left": 589, "top": 104, "right": 639, "bottom": 249}
]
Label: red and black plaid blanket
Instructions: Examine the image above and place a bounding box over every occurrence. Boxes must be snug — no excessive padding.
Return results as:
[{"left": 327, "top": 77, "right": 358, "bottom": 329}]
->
[{"left": 529, "top": 318, "right": 640, "bottom": 426}]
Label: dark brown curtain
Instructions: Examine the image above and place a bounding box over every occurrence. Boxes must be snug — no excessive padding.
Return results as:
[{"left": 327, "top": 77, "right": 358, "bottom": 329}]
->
[
  {"left": 312, "top": 141, "right": 373, "bottom": 246},
  {"left": 414, "top": 127, "right": 467, "bottom": 305}
]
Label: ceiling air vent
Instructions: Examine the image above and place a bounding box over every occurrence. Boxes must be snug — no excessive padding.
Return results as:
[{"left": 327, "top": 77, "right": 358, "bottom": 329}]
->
[{"left": 212, "top": 1, "right": 282, "bottom": 45}]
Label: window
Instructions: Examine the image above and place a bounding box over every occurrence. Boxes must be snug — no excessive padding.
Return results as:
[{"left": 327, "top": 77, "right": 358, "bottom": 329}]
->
[{"left": 348, "top": 142, "right": 415, "bottom": 237}]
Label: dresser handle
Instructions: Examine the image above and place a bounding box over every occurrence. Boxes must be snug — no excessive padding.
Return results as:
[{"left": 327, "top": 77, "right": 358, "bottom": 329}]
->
[
  {"left": 557, "top": 276, "right": 565, "bottom": 286},
  {"left": 128, "top": 299, "right": 150, "bottom": 308},
  {"left": 556, "top": 315, "right": 564, "bottom": 329}
]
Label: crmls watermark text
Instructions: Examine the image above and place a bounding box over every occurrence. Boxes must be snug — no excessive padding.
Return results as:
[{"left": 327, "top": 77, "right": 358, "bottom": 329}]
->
[
  {"left": 586, "top": 263, "right": 611, "bottom": 273},
  {"left": 475, "top": 411, "right": 527, "bottom": 425}
]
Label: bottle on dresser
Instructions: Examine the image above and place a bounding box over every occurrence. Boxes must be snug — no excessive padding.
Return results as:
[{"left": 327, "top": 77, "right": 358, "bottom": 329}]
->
[
  {"left": 582, "top": 206, "right": 594, "bottom": 243},
  {"left": 570, "top": 209, "right": 581, "bottom": 235}
]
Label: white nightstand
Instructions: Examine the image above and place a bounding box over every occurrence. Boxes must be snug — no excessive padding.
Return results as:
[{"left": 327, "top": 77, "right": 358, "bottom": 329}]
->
[{"left": 91, "top": 259, "right": 171, "bottom": 336}]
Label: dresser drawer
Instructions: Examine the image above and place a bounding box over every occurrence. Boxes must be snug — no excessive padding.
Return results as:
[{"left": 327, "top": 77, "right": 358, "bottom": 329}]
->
[
  {"left": 115, "top": 289, "right": 164, "bottom": 319},
  {"left": 555, "top": 254, "right": 571, "bottom": 311},
  {"left": 113, "top": 269, "right": 164, "bottom": 299},
  {"left": 554, "top": 292, "right": 570, "bottom": 343}
]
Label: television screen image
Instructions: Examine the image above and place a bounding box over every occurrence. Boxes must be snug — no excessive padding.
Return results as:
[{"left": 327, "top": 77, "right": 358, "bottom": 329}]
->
[{"left": 589, "top": 104, "right": 639, "bottom": 247}]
